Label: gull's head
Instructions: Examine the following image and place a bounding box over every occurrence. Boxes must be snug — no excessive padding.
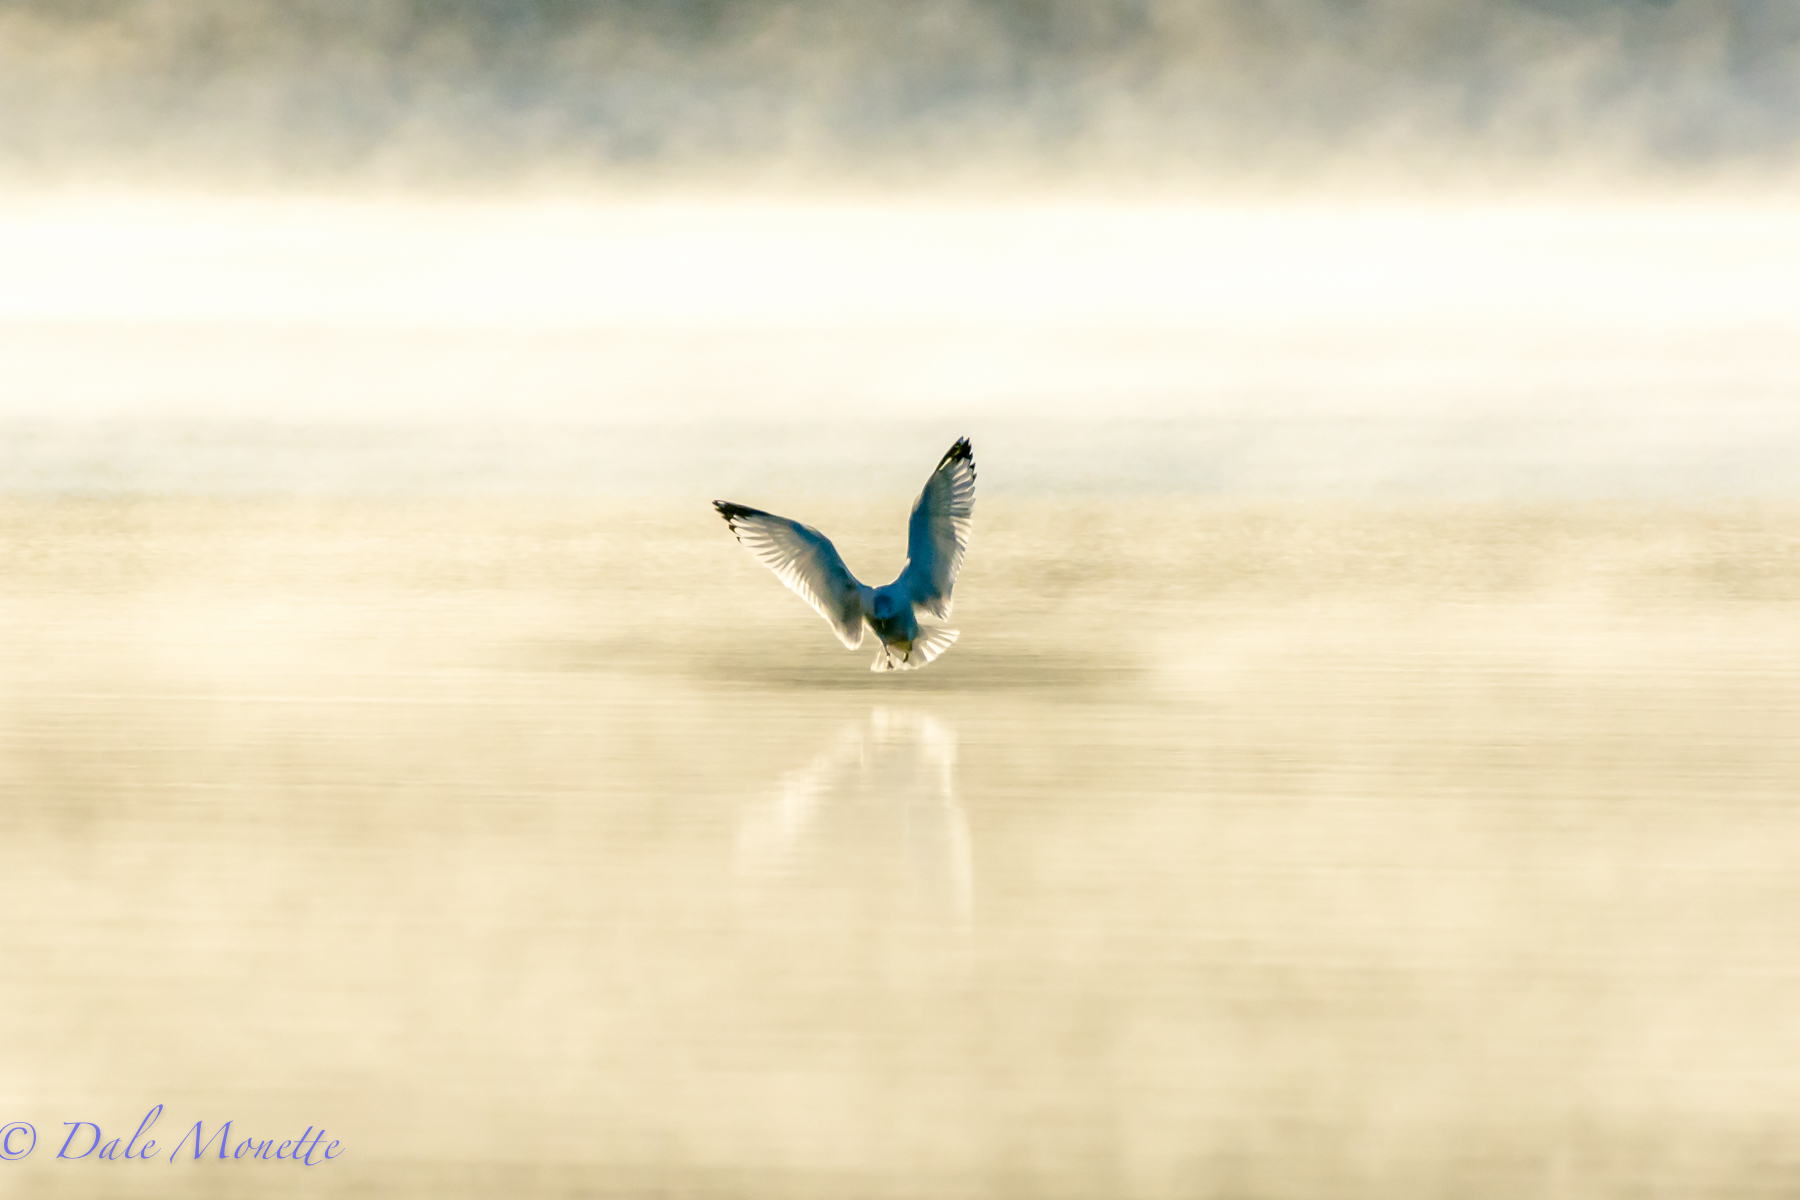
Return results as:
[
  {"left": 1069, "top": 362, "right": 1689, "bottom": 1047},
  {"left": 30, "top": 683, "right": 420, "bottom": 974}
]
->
[{"left": 872, "top": 593, "right": 896, "bottom": 618}]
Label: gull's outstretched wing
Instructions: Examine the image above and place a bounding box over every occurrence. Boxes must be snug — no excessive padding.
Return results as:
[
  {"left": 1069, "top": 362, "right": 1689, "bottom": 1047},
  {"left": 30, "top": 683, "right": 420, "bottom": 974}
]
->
[
  {"left": 899, "top": 438, "right": 976, "bottom": 620},
  {"left": 714, "top": 501, "right": 866, "bottom": 648}
]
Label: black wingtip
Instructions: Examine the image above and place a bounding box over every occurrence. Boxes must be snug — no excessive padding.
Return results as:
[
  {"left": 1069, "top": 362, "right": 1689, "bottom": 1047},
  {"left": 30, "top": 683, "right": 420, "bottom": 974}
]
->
[
  {"left": 938, "top": 437, "right": 973, "bottom": 469},
  {"left": 713, "top": 500, "right": 761, "bottom": 527}
]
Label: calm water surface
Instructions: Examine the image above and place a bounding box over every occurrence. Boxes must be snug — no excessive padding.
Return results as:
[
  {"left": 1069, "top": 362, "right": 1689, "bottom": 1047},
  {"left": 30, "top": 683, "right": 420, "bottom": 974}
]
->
[{"left": 2, "top": 497, "right": 1798, "bottom": 1197}]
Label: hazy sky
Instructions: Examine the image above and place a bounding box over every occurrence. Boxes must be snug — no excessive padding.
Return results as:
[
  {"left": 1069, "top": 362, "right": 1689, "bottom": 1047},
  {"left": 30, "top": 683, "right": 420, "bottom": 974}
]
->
[
  {"left": 2, "top": 195, "right": 1795, "bottom": 496},
  {"left": 3, "top": 3, "right": 1798, "bottom": 498},
  {"left": 2, "top": 0, "right": 1797, "bottom": 188}
]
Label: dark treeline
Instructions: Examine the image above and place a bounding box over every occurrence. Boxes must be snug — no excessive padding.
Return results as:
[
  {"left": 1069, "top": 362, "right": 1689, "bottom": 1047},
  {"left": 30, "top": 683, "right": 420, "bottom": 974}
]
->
[{"left": 1, "top": 0, "right": 1795, "bottom": 183}]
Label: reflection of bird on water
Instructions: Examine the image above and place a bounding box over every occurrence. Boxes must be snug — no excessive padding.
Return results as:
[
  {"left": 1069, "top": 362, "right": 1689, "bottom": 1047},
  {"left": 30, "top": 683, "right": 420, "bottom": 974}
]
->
[
  {"left": 713, "top": 438, "right": 975, "bottom": 672},
  {"left": 736, "top": 709, "right": 972, "bottom": 928}
]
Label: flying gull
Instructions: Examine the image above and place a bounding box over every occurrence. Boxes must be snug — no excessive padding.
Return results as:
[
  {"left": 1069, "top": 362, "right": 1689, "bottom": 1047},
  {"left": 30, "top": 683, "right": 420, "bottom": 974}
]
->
[{"left": 714, "top": 438, "right": 976, "bottom": 672}]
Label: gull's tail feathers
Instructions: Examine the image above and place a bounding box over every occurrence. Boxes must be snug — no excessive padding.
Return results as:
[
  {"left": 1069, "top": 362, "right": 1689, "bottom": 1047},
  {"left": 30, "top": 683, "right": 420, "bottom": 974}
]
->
[{"left": 870, "top": 627, "right": 960, "bottom": 673}]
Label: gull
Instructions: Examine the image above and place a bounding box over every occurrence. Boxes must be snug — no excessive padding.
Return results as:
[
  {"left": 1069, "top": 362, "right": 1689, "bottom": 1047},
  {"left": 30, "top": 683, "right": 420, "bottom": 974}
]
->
[{"left": 713, "top": 438, "right": 975, "bottom": 672}]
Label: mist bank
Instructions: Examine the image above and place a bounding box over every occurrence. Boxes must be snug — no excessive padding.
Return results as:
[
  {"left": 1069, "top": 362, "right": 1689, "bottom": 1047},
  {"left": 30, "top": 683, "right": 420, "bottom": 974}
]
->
[
  {"left": 2, "top": 197, "right": 1795, "bottom": 498},
  {"left": 1, "top": 0, "right": 1797, "bottom": 188}
]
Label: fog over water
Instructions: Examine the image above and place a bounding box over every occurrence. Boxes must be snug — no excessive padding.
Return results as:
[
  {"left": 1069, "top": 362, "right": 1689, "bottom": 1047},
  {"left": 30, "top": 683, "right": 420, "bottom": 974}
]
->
[
  {"left": 4, "top": 3, "right": 1800, "bottom": 1198},
  {"left": 3, "top": 197, "right": 1799, "bottom": 498},
  {"left": 6, "top": 496, "right": 1800, "bottom": 1197}
]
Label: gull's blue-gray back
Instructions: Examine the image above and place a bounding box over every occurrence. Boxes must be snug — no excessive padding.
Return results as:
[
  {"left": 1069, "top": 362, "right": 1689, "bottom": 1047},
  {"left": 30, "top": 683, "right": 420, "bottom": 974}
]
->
[
  {"left": 712, "top": 502, "right": 867, "bottom": 649},
  {"left": 901, "top": 438, "right": 977, "bottom": 620}
]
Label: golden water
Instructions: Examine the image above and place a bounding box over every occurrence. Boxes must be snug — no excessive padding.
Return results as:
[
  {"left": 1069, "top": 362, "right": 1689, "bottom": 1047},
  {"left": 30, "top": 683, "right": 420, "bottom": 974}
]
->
[{"left": 3, "top": 497, "right": 1798, "bottom": 1196}]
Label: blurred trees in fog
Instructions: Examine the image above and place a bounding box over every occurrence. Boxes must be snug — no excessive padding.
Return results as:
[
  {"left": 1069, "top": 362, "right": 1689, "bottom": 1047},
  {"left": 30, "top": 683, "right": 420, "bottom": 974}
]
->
[{"left": 1, "top": 0, "right": 1794, "bottom": 181}]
